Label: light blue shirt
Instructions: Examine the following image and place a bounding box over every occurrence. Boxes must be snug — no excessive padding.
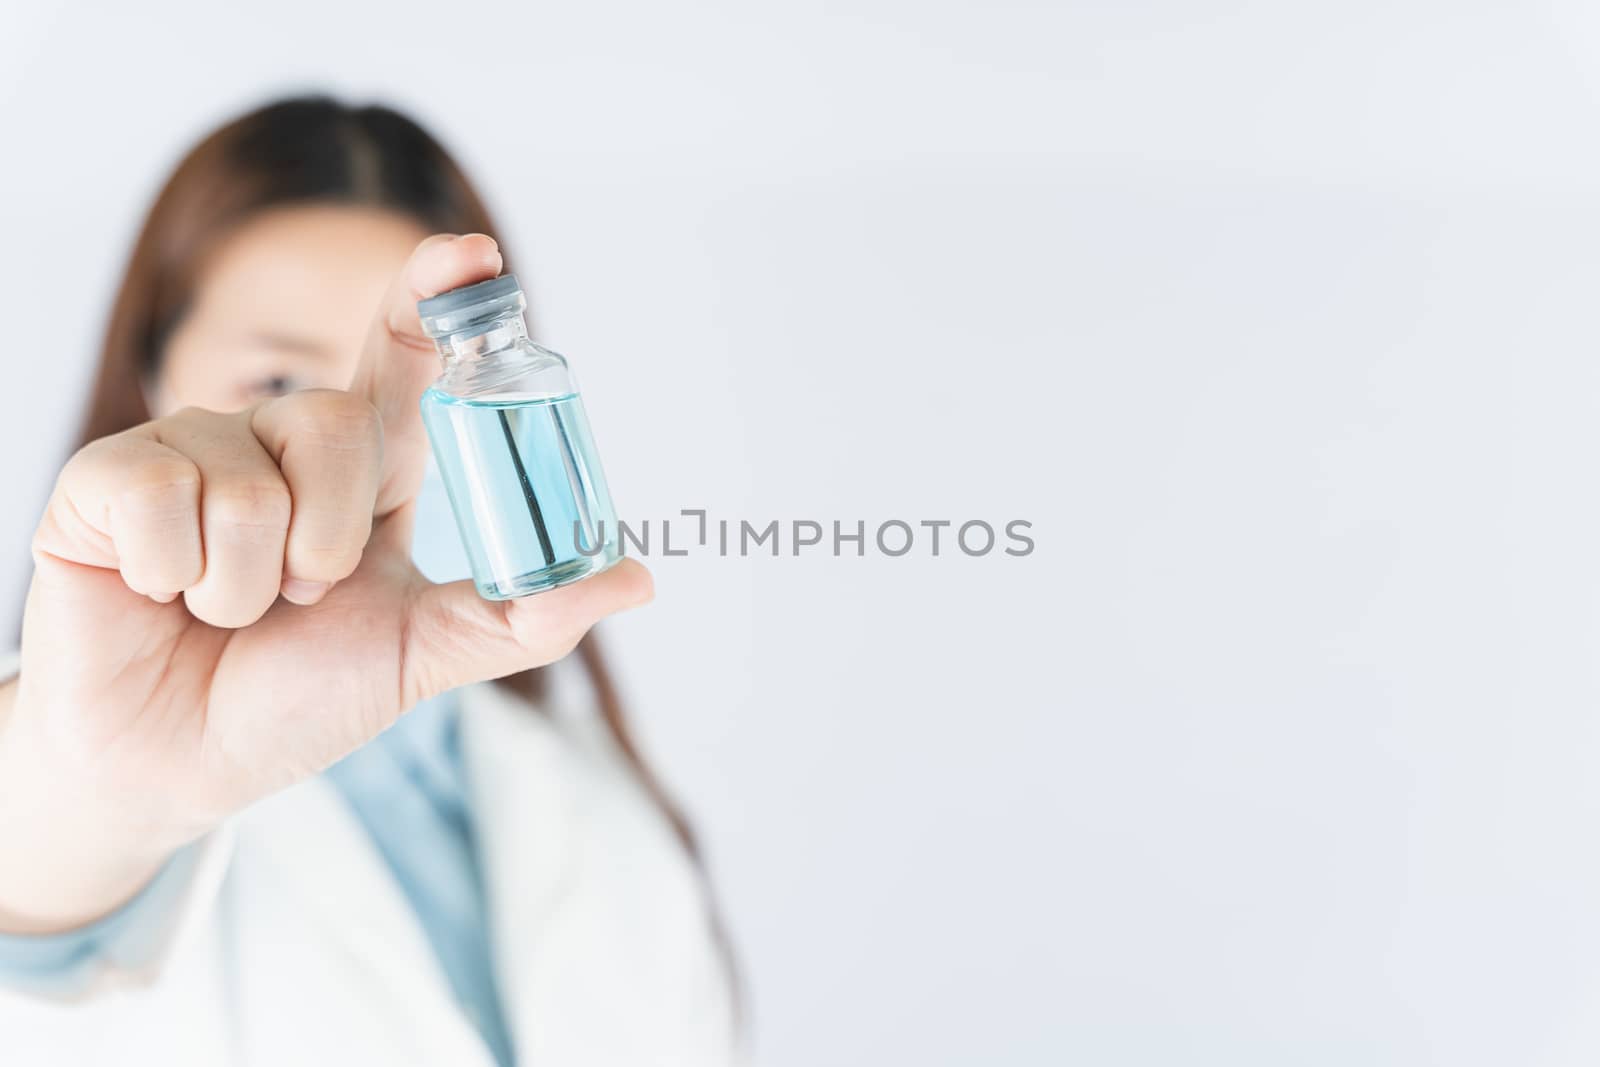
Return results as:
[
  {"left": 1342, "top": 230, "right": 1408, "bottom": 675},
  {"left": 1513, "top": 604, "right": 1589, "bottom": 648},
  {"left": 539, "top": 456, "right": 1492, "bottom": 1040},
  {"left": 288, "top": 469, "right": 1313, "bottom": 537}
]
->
[{"left": 0, "top": 692, "right": 516, "bottom": 1067}]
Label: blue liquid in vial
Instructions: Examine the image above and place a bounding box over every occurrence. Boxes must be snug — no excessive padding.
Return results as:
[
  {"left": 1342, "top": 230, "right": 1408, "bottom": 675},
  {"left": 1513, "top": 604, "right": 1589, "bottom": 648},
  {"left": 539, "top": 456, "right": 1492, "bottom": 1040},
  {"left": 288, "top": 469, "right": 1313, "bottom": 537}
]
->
[{"left": 420, "top": 389, "right": 622, "bottom": 599}]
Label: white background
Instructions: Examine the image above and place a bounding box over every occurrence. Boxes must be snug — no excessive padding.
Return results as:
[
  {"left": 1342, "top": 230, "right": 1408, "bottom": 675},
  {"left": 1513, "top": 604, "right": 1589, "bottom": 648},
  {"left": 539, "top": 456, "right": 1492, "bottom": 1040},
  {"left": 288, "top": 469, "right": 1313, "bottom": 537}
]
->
[{"left": 4, "top": 2, "right": 1600, "bottom": 1063}]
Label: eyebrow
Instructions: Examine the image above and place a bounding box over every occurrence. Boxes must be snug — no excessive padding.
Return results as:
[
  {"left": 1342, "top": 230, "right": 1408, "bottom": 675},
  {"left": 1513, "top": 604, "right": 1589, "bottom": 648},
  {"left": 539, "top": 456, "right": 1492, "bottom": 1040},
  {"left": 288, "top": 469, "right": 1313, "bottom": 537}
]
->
[{"left": 247, "top": 331, "right": 334, "bottom": 360}]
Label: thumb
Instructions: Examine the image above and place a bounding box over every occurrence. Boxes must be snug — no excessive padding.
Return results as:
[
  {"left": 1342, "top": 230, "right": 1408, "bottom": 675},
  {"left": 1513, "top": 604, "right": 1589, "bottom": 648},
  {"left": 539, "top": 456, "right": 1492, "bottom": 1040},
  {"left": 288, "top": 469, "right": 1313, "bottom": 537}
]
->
[
  {"left": 350, "top": 233, "right": 504, "bottom": 518},
  {"left": 398, "top": 558, "right": 654, "bottom": 705}
]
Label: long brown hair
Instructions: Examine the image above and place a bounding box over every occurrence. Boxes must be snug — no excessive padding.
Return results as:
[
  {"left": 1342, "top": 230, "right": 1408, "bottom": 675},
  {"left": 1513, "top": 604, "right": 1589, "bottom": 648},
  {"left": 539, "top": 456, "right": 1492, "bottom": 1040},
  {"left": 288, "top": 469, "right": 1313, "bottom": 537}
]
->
[{"left": 75, "top": 96, "right": 701, "bottom": 859}]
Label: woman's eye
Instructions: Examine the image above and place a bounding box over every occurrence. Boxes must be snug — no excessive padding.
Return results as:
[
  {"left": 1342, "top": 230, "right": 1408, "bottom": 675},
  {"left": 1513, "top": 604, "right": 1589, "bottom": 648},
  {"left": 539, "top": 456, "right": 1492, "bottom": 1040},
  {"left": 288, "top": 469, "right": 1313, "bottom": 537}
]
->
[{"left": 251, "top": 374, "right": 298, "bottom": 397}]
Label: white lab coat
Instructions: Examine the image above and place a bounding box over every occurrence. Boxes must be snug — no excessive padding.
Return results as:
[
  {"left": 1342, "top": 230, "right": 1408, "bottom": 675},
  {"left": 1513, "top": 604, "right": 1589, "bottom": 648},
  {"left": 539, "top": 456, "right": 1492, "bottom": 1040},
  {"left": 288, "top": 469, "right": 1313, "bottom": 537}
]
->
[{"left": 0, "top": 658, "right": 741, "bottom": 1066}]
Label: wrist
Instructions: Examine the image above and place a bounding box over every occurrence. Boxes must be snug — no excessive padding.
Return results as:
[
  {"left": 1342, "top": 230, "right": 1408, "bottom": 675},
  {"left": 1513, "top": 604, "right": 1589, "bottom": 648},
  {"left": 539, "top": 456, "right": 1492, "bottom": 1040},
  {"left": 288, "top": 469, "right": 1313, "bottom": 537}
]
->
[{"left": 0, "top": 677, "right": 194, "bottom": 933}]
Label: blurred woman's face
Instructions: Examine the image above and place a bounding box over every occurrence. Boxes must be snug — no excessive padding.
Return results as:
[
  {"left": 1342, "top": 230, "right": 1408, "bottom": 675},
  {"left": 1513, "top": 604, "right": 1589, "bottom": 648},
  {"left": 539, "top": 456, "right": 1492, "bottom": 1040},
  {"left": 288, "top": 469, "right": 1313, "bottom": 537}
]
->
[{"left": 151, "top": 204, "right": 428, "bottom": 415}]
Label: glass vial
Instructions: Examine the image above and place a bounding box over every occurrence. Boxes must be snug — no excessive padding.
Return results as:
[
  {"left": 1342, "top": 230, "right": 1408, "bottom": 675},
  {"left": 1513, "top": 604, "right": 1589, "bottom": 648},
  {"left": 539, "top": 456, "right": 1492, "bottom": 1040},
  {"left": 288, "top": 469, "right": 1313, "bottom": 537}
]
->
[{"left": 417, "top": 275, "right": 622, "bottom": 599}]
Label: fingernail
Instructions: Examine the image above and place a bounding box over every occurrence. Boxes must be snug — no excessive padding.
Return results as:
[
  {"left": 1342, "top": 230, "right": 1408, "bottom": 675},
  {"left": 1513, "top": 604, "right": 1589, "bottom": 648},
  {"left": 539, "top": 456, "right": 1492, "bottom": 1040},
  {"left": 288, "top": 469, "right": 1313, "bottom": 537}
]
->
[
  {"left": 459, "top": 233, "right": 500, "bottom": 255},
  {"left": 149, "top": 591, "right": 178, "bottom": 604},
  {"left": 281, "top": 579, "right": 332, "bottom": 606}
]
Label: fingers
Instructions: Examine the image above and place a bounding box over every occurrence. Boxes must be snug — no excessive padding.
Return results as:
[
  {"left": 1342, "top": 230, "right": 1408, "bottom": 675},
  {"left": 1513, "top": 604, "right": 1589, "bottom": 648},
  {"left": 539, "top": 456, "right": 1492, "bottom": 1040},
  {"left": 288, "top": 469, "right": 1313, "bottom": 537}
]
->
[
  {"left": 111, "top": 472, "right": 204, "bottom": 600},
  {"left": 251, "top": 390, "right": 383, "bottom": 602},
  {"left": 152, "top": 412, "right": 291, "bottom": 628},
  {"left": 398, "top": 558, "right": 654, "bottom": 706},
  {"left": 347, "top": 233, "right": 503, "bottom": 518},
  {"left": 40, "top": 431, "right": 203, "bottom": 596},
  {"left": 36, "top": 396, "right": 386, "bottom": 628}
]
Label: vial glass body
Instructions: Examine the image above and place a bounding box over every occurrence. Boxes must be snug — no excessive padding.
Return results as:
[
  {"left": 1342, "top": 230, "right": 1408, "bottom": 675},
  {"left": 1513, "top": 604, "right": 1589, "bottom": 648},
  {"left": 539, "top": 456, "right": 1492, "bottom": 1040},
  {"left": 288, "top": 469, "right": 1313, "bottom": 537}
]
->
[{"left": 418, "top": 279, "right": 621, "bottom": 599}]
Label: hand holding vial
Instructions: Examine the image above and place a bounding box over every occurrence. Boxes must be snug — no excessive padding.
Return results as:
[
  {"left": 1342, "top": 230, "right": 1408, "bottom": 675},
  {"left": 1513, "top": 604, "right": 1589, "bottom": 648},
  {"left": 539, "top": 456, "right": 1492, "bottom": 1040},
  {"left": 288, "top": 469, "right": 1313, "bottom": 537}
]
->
[{"left": 0, "top": 235, "right": 652, "bottom": 934}]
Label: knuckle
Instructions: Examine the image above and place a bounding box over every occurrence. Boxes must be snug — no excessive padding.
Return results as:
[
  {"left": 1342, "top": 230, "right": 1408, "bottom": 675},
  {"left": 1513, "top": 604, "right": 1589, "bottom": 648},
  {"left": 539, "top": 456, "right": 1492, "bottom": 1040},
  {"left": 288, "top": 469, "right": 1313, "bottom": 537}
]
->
[
  {"left": 166, "top": 405, "right": 212, "bottom": 426},
  {"left": 506, "top": 602, "right": 586, "bottom": 663},
  {"left": 103, "top": 462, "right": 203, "bottom": 529},
  {"left": 285, "top": 390, "right": 382, "bottom": 451},
  {"left": 67, "top": 438, "right": 202, "bottom": 498},
  {"left": 120, "top": 541, "right": 203, "bottom": 588},
  {"left": 206, "top": 479, "right": 292, "bottom": 531},
  {"left": 59, "top": 435, "right": 110, "bottom": 478},
  {"left": 165, "top": 405, "right": 232, "bottom": 436},
  {"left": 121, "top": 458, "right": 204, "bottom": 504}
]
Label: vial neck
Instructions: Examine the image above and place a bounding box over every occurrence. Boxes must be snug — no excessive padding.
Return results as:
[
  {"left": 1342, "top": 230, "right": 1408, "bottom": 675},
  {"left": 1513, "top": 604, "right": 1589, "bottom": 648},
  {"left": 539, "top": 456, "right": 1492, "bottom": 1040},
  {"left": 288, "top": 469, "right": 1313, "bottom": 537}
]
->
[{"left": 435, "top": 314, "right": 530, "bottom": 364}]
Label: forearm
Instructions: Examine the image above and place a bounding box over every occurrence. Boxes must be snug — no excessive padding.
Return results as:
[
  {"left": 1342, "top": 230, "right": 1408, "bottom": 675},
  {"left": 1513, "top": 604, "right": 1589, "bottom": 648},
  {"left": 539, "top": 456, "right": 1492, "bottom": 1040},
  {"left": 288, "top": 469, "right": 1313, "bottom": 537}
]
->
[{"left": 0, "top": 678, "right": 180, "bottom": 934}]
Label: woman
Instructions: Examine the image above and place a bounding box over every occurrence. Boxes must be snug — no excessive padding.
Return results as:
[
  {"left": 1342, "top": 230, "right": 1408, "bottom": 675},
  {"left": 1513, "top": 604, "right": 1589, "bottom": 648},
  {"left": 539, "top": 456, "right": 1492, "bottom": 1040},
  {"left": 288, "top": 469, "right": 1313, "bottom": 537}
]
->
[{"left": 0, "top": 97, "right": 738, "bottom": 1066}]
